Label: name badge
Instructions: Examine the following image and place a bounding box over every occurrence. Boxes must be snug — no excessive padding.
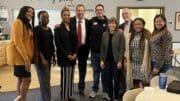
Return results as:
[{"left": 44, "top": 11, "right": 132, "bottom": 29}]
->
[
  {"left": 93, "top": 22, "right": 98, "bottom": 25},
  {"left": 103, "top": 24, "right": 106, "bottom": 27}
]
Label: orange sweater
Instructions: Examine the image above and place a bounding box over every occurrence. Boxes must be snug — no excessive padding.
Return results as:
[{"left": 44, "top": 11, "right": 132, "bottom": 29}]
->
[{"left": 7, "top": 19, "right": 34, "bottom": 65}]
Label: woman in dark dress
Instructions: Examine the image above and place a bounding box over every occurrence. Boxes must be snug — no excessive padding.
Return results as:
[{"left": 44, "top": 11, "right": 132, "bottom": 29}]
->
[
  {"left": 54, "top": 7, "right": 77, "bottom": 101},
  {"left": 34, "top": 11, "right": 55, "bottom": 101}
]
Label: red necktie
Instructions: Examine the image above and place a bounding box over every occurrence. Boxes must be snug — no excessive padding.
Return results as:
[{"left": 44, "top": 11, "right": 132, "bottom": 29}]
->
[{"left": 77, "top": 20, "right": 82, "bottom": 47}]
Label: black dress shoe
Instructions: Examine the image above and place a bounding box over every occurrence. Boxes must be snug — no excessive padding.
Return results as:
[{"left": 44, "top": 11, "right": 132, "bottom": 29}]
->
[
  {"left": 68, "top": 98, "right": 76, "bottom": 101},
  {"left": 79, "top": 91, "right": 85, "bottom": 96}
]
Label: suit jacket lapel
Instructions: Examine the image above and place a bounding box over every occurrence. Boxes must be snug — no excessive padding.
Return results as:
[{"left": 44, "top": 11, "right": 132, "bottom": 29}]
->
[{"left": 105, "top": 32, "right": 109, "bottom": 50}]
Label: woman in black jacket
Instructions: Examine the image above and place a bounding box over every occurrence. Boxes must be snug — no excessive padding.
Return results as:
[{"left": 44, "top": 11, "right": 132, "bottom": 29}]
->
[
  {"left": 54, "top": 7, "right": 77, "bottom": 101},
  {"left": 34, "top": 10, "right": 55, "bottom": 101}
]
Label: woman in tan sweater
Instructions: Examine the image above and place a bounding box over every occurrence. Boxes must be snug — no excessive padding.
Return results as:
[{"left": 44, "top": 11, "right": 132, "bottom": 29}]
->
[{"left": 7, "top": 6, "right": 35, "bottom": 101}]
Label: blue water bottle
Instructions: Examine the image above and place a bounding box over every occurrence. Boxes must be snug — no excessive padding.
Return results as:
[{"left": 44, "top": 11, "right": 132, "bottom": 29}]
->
[{"left": 159, "top": 73, "right": 167, "bottom": 89}]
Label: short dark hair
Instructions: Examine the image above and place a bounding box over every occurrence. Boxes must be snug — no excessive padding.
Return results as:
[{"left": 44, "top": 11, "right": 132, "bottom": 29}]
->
[
  {"left": 17, "top": 6, "right": 35, "bottom": 29},
  {"left": 37, "top": 10, "right": 48, "bottom": 25},
  {"left": 95, "top": 4, "right": 104, "bottom": 10},
  {"left": 153, "top": 14, "right": 167, "bottom": 32},
  {"left": 61, "top": 6, "right": 70, "bottom": 16},
  {"left": 108, "top": 17, "right": 118, "bottom": 30},
  {"left": 76, "top": 4, "right": 85, "bottom": 10},
  {"left": 37, "top": 10, "right": 48, "bottom": 19}
]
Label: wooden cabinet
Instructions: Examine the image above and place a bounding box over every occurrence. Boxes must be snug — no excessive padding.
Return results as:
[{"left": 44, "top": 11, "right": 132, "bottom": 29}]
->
[
  {"left": 0, "top": 40, "right": 9, "bottom": 67},
  {"left": 0, "top": 41, "right": 6, "bottom": 67}
]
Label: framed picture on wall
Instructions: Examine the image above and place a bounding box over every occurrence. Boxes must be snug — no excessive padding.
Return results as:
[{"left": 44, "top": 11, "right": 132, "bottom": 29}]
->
[{"left": 175, "top": 12, "right": 180, "bottom": 30}]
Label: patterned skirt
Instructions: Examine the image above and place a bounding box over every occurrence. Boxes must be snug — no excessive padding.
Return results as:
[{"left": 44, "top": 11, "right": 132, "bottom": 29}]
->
[{"left": 132, "top": 62, "right": 146, "bottom": 80}]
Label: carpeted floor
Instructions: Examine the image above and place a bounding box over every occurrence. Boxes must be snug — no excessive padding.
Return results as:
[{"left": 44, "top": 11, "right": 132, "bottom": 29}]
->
[{"left": 0, "top": 81, "right": 112, "bottom": 101}]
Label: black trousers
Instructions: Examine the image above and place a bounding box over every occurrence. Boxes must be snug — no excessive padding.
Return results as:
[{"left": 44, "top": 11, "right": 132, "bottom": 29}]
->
[
  {"left": 77, "top": 45, "right": 89, "bottom": 92},
  {"left": 102, "top": 62, "right": 123, "bottom": 99},
  {"left": 119, "top": 58, "right": 126, "bottom": 94}
]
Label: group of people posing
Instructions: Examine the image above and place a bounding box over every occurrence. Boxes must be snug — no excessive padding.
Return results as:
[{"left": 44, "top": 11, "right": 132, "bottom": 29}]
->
[{"left": 7, "top": 3, "right": 172, "bottom": 101}]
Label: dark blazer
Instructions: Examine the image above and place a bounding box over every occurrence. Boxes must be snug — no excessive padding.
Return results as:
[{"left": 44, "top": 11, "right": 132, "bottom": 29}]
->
[
  {"left": 54, "top": 23, "right": 77, "bottom": 66},
  {"left": 70, "top": 16, "right": 91, "bottom": 49},
  {"left": 119, "top": 20, "right": 134, "bottom": 33},
  {"left": 100, "top": 31, "right": 125, "bottom": 63}
]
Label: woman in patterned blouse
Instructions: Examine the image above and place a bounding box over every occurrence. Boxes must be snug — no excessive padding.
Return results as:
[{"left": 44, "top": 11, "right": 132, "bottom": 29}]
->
[
  {"left": 150, "top": 14, "right": 172, "bottom": 75},
  {"left": 125, "top": 18, "right": 151, "bottom": 89}
]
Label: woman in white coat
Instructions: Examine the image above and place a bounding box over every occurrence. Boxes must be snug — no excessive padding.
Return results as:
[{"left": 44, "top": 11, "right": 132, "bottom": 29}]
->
[{"left": 125, "top": 18, "right": 151, "bottom": 89}]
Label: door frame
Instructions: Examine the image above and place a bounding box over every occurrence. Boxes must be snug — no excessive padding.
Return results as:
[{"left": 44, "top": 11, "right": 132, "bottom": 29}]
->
[{"left": 116, "top": 6, "right": 165, "bottom": 24}]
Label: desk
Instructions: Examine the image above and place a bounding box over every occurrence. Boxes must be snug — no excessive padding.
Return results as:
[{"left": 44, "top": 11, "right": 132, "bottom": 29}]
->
[{"left": 135, "top": 87, "right": 180, "bottom": 101}]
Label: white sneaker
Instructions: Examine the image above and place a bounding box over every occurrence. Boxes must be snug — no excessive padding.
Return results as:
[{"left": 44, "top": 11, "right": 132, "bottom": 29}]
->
[
  {"left": 14, "top": 95, "right": 21, "bottom": 101},
  {"left": 102, "top": 93, "right": 111, "bottom": 101},
  {"left": 89, "top": 91, "right": 98, "bottom": 98}
]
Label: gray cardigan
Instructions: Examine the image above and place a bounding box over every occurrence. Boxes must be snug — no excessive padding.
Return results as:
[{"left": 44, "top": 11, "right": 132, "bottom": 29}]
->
[{"left": 100, "top": 31, "right": 125, "bottom": 63}]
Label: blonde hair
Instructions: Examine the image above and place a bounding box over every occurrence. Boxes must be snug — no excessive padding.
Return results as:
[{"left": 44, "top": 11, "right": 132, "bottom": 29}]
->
[{"left": 61, "top": 6, "right": 70, "bottom": 16}]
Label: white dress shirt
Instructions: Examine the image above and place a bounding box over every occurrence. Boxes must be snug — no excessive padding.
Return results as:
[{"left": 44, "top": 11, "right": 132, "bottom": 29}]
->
[{"left": 124, "top": 21, "right": 131, "bottom": 34}]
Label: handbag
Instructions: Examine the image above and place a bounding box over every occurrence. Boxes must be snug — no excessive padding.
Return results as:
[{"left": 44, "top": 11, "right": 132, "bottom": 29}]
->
[{"left": 167, "top": 80, "right": 180, "bottom": 94}]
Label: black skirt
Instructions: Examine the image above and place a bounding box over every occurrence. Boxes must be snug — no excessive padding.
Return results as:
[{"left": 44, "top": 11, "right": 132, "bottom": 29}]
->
[{"left": 14, "top": 65, "right": 31, "bottom": 77}]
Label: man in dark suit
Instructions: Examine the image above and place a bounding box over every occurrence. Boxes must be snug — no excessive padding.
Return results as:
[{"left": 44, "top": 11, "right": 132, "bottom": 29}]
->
[{"left": 70, "top": 4, "right": 90, "bottom": 96}]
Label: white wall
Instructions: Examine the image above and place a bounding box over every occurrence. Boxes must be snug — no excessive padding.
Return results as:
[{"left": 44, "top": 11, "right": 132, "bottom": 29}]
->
[{"left": 0, "top": 0, "right": 180, "bottom": 41}]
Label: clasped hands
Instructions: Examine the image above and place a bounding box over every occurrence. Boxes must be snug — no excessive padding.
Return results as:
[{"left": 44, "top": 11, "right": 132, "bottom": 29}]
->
[{"left": 68, "top": 54, "right": 77, "bottom": 60}]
